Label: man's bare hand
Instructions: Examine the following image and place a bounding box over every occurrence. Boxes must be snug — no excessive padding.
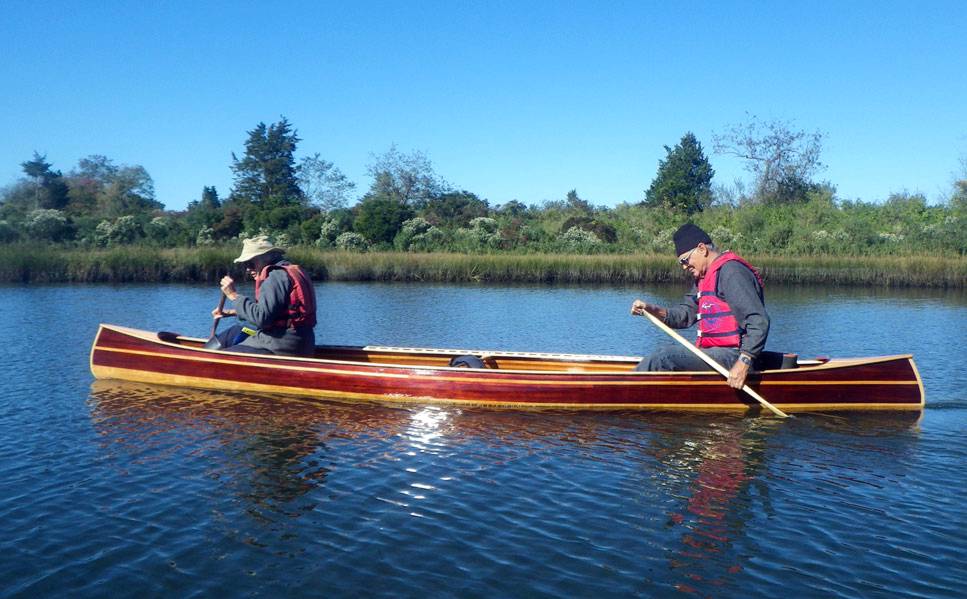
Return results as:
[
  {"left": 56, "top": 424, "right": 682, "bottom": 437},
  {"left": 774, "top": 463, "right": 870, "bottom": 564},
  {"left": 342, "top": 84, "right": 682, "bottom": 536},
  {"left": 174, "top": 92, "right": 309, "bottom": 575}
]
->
[
  {"left": 220, "top": 275, "right": 238, "bottom": 300},
  {"left": 631, "top": 300, "right": 664, "bottom": 319},
  {"left": 728, "top": 359, "right": 750, "bottom": 389}
]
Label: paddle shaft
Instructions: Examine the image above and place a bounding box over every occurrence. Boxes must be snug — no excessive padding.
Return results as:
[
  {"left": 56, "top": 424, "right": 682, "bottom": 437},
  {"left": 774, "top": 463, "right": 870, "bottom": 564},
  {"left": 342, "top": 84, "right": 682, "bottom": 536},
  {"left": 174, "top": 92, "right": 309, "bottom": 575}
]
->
[
  {"left": 637, "top": 309, "right": 789, "bottom": 418},
  {"left": 210, "top": 294, "right": 227, "bottom": 338}
]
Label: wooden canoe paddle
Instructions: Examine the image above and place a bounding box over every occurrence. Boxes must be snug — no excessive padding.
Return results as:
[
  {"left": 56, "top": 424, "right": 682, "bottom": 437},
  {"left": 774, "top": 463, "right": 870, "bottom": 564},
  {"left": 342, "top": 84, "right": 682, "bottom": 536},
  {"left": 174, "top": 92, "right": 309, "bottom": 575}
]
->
[
  {"left": 210, "top": 293, "right": 227, "bottom": 338},
  {"left": 636, "top": 309, "right": 789, "bottom": 418}
]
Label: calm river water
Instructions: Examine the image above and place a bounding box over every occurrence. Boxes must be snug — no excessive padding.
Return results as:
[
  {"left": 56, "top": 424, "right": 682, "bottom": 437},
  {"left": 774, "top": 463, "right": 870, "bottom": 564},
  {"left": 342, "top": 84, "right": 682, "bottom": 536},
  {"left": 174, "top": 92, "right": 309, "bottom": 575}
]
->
[{"left": 1, "top": 282, "right": 966, "bottom": 597}]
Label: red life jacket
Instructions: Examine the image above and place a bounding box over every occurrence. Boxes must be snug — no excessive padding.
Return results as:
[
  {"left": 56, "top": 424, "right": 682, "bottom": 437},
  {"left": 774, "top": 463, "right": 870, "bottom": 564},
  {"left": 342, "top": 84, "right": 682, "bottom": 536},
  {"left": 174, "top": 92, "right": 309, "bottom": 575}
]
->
[
  {"left": 696, "top": 252, "right": 763, "bottom": 349},
  {"left": 254, "top": 262, "right": 317, "bottom": 331}
]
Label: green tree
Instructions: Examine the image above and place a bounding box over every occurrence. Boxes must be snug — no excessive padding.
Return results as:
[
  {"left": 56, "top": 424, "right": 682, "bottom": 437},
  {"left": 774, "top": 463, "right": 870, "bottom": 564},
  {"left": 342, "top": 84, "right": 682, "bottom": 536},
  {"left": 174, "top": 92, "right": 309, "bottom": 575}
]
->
[
  {"left": 64, "top": 155, "right": 161, "bottom": 218},
  {"left": 21, "top": 152, "right": 69, "bottom": 210},
  {"left": 418, "top": 190, "right": 489, "bottom": 228},
  {"left": 644, "top": 132, "right": 715, "bottom": 214},
  {"left": 230, "top": 118, "right": 305, "bottom": 210},
  {"left": 354, "top": 195, "right": 413, "bottom": 244},
  {"left": 185, "top": 186, "right": 223, "bottom": 233},
  {"left": 98, "top": 165, "right": 161, "bottom": 217},
  {"left": 565, "top": 189, "right": 593, "bottom": 214}
]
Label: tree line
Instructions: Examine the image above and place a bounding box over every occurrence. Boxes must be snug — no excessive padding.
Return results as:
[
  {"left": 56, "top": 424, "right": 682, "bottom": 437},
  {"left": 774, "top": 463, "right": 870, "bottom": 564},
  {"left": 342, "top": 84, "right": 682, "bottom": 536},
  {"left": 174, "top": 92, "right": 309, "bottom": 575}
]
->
[{"left": 2, "top": 116, "right": 965, "bottom": 256}]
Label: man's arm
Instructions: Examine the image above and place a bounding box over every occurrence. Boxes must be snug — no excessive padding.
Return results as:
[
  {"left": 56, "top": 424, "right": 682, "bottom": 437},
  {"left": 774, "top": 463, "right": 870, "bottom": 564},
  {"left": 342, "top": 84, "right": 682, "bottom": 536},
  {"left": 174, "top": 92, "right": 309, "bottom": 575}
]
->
[
  {"left": 631, "top": 287, "right": 697, "bottom": 330},
  {"left": 663, "top": 287, "right": 699, "bottom": 329},
  {"left": 234, "top": 269, "right": 292, "bottom": 328}
]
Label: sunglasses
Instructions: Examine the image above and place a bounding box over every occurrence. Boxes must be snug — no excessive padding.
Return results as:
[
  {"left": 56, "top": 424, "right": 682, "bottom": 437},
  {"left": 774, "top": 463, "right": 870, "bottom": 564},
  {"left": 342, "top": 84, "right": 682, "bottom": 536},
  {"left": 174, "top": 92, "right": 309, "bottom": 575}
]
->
[{"left": 679, "top": 247, "right": 697, "bottom": 267}]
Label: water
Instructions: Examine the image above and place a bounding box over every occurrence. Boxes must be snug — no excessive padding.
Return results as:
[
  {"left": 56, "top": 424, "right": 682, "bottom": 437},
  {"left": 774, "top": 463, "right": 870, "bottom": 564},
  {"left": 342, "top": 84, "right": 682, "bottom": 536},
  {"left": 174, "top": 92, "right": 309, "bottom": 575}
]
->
[{"left": 1, "top": 282, "right": 966, "bottom": 597}]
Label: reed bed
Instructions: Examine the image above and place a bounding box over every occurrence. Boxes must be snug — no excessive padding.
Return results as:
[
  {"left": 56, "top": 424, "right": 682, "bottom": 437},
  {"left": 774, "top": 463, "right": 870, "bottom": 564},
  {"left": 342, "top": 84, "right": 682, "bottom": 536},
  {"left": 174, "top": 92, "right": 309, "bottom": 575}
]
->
[{"left": 1, "top": 245, "right": 965, "bottom": 288}]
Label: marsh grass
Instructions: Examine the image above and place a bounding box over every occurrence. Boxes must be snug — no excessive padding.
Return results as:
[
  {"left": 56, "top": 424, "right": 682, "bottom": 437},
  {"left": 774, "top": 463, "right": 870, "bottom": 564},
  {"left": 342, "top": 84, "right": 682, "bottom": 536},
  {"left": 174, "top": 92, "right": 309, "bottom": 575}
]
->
[{"left": 2, "top": 244, "right": 964, "bottom": 287}]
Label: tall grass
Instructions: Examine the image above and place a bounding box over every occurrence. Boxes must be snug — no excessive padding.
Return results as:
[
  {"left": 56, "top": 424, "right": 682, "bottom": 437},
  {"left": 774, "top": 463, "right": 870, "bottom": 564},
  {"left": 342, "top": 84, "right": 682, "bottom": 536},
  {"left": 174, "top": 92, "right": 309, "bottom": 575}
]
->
[{"left": 2, "top": 244, "right": 965, "bottom": 287}]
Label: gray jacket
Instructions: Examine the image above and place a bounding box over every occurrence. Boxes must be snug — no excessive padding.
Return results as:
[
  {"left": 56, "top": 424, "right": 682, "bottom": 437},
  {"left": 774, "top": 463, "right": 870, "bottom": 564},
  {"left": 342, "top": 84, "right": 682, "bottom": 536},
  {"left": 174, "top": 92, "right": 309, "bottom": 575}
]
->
[
  {"left": 232, "top": 260, "right": 316, "bottom": 356},
  {"left": 663, "top": 260, "right": 770, "bottom": 359}
]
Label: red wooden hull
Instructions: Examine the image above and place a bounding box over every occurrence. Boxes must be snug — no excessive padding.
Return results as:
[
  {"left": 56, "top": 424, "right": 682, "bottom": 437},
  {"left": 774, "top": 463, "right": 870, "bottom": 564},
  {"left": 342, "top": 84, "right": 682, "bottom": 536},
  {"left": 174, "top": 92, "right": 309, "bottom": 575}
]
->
[{"left": 90, "top": 324, "right": 925, "bottom": 412}]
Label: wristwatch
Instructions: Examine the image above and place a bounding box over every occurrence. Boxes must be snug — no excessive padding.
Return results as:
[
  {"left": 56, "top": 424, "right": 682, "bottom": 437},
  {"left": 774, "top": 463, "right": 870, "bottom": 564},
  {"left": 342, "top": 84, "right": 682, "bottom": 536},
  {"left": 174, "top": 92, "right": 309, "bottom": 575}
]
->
[{"left": 738, "top": 354, "right": 753, "bottom": 366}]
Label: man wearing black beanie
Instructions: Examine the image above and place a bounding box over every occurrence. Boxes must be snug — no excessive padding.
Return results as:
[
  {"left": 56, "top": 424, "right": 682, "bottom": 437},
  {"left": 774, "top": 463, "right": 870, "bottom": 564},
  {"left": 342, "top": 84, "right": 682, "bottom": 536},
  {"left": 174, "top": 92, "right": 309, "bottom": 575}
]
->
[{"left": 630, "top": 223, "right": 770, "bottom": 390}]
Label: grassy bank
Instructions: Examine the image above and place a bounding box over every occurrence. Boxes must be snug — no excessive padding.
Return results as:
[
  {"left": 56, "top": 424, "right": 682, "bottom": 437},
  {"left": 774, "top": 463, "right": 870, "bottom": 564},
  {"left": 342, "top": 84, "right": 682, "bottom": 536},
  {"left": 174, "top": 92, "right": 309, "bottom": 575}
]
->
[{"left": 1, "top": 245, "right": 965, "bottom": 287}]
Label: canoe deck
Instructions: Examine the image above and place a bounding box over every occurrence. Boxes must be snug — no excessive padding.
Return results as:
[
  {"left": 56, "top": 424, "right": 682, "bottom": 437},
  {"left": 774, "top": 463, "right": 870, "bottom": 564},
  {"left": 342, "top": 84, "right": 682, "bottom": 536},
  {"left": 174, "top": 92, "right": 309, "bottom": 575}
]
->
[{"left": 91, "top": 324, "right": 925, "bottom": 412}]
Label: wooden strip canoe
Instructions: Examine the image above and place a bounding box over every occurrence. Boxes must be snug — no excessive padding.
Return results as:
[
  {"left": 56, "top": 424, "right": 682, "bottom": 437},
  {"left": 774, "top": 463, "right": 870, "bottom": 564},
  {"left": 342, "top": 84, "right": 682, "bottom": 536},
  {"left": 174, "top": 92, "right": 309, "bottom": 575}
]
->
[{"left": 90, "top": 324, "right": 925, "bottom": 412}]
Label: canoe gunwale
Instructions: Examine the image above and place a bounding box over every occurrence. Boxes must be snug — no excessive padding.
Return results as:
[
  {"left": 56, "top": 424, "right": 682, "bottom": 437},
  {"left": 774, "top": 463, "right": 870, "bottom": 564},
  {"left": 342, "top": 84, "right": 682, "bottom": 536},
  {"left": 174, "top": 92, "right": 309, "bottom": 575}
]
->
[{"left": 109, "top": 324, "right": 914, "bottom": 377}]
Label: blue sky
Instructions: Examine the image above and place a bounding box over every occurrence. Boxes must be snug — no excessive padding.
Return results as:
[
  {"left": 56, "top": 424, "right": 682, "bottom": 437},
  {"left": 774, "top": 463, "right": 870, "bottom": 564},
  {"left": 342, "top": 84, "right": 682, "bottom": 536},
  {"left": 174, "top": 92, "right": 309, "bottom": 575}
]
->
[{"left": 2, "top": 1, "right": 965, "bottom": 211}]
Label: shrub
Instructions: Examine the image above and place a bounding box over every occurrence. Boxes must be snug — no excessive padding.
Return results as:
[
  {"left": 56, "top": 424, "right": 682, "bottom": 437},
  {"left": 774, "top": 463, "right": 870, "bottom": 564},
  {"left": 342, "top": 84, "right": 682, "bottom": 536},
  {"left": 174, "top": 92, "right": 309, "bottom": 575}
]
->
[
  {"left": 26, "top": 209, "right": 72, "bottom": 242},
  {"left": 335, "top": 231, "right": 368, "bottom": 252},
  {"left": 0, "top": 220, "right": 19, "bottom": 243},
  {"left": 455, "top": 217, "right": 502, "bottom": 251},
  {"left": 144, "top": 216, "right": 171, "bottom": 244},
  {"left": 557, "top": 226, "right": 602, "bottom": 252},
  {"left": 196, "top": 227, "right": 215, "bottom": 246},
  {"left": 395, "top": 217, "right": 445, "bottom": 251}
]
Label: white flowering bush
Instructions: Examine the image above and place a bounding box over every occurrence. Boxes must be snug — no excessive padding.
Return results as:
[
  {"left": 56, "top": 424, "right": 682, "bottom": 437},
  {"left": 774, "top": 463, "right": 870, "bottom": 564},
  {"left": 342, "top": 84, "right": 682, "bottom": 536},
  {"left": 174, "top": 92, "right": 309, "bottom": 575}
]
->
[
  {"left": 94, "top": 220, "right": 114, "bottom": 247},
  {"left": 26, "top": 209, "right": 70, "bottom": 241},
  {"left": 111, "top": 216, "right": 141, "bottom": 244},
  {"left": 93, "top": 216, "right": 142, "bottom": 246},
  {"left": 557, "top": 226, "right": 602, "bottom": 252},
  {"left": 316, "top": 218, "right": 342, "bottom": 248},
  {"left": 335, "top": 231, "right": 368, "bottom": 252},
  {"left": 144, "top": 216, "right": 171, "bottom": 243},
  {"left": 455, "top": 217, "right": 501, "bottom": 251},
  {"left": 395, "top": 217, "right": 445, "bottom": 251},
  {"left": 649, "top": 228, "right": 675, "bottom": 253},
  {"left": 196, "top": 227, "right": 215, "bottom": 246},
  {"left": 710, "top": 226, "right": 741, "bottom": 248}
]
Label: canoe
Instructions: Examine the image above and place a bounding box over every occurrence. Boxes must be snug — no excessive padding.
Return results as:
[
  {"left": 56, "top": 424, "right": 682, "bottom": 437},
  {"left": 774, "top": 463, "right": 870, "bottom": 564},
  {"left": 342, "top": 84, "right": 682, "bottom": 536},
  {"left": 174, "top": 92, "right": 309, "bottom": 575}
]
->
[{"left": 90, "top": 324, "right": 925, "bottom": 412}]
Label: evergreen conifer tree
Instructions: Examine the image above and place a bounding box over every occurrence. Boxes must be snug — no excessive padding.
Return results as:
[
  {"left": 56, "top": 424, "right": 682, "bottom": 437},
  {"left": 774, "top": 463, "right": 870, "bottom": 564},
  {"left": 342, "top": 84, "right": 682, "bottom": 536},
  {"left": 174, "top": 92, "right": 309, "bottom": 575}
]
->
[
  {"left": 230, "top": 118, "right": 305, "bottom": 209},
  {"left": 644, "top": 133, "right": 715, "bottom": 214}
]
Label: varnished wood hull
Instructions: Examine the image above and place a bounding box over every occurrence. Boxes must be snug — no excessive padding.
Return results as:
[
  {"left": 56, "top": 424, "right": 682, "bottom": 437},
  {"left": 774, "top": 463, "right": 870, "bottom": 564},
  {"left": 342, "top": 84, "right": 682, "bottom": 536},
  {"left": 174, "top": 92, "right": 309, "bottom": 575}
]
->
[{"left": 90, "top": 324, "right": 925, "bottom": 412}]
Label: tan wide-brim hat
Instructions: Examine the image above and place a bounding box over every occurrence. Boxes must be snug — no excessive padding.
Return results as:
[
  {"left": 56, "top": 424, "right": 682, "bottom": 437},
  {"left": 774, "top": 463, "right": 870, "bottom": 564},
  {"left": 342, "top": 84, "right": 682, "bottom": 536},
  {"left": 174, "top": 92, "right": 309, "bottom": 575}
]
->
[{"left": 233, "top": 235, "right": 286, "bottom": 263}]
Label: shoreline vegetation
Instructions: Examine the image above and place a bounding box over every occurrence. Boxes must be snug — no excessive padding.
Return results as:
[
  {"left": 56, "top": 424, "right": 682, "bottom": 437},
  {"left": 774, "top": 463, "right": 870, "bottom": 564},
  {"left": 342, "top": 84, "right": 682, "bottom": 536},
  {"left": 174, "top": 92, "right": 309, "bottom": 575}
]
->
[
  {"left": 2, "top": 245, "right": 964, "bottom": 288},
  {"left": 6, "top": 120, "right": 966, "bottom": 291}
]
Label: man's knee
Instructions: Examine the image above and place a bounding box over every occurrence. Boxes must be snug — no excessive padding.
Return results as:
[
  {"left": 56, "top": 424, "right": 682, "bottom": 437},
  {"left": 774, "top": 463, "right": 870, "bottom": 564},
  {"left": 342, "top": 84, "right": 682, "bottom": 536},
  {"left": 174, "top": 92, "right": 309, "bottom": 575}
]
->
[{"left": 635, "top": 345, "right": 675, "bottom": 371}]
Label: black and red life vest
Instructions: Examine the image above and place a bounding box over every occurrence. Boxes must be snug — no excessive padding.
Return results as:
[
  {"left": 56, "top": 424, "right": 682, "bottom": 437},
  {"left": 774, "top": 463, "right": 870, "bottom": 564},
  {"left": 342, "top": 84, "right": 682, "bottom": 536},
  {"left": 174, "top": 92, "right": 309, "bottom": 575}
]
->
[
  {"left": 695, "top": 252, "right": 763, "bottom": 349},
  {"left": 254, "top": 262, "right": 317, "bottom": 331}
]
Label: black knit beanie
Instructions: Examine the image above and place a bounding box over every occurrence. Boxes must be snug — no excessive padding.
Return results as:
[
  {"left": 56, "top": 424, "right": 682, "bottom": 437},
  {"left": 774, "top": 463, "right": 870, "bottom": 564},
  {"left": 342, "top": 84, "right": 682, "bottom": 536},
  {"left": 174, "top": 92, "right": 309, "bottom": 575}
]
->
[{"left": 673, "top": 223, "right": 712, "bottom": 256}]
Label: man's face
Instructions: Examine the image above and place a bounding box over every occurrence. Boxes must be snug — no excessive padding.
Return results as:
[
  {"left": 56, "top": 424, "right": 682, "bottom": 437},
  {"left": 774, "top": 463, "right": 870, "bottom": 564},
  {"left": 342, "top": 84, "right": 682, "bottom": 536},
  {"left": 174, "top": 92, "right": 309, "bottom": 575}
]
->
[{"left": 677, "top": 243, "right": 705, "bottom": 280}]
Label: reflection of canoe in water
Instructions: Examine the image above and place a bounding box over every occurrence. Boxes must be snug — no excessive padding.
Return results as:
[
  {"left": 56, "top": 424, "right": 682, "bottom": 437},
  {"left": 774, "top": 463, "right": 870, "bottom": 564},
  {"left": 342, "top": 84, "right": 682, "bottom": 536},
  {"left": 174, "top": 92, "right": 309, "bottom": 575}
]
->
[{"left": 90, "top": 324, "right": 925, "bottom": 412}]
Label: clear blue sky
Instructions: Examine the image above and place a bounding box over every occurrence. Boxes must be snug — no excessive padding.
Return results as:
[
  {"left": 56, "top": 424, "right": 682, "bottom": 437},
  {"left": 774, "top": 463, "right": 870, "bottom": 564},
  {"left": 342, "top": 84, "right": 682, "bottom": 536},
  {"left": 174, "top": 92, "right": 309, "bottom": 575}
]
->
[{"left": 2, "top": 1, "right": 965, "bottom": 211}]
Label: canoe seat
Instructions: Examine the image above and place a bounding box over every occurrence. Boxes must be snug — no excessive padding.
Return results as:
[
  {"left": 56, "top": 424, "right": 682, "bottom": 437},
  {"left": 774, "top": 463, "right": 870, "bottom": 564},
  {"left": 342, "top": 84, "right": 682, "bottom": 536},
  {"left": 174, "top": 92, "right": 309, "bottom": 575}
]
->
[
  {"left": 758, "top": 351, "right": 799, "bottom": 370},
  {"left": 449, "top": 355, "right": 490, "bottom": 369}
]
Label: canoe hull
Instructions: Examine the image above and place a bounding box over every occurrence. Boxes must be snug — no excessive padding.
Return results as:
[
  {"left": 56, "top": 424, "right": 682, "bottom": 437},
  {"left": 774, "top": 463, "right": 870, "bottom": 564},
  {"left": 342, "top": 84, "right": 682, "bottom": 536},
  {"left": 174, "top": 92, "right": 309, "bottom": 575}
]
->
[{"left": 90, "top": 324, "right": 925, "bottom": 412}]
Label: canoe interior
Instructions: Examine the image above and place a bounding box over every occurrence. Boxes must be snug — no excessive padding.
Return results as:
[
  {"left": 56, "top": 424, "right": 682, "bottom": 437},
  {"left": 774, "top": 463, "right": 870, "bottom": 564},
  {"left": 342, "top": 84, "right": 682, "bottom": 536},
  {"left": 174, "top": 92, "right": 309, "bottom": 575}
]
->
[{"left": 159, "top": 331, "right": 825, "bottom": 374}]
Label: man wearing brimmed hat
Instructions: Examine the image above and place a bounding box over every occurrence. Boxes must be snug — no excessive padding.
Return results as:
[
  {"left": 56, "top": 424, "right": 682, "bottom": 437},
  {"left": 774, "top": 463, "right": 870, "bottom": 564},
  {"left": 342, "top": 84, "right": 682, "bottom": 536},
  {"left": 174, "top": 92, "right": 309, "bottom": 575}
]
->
[
  {"left": 630, "top": 223, "right": 770, "bottom": 389},
  {"left": 212, "top": 235, "right": 317, "bottom": 356}
]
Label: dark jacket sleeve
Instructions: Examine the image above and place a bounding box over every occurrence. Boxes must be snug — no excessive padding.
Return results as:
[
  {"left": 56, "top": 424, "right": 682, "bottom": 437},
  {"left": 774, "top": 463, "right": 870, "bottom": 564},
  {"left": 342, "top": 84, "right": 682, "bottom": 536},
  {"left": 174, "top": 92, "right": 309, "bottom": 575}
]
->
[
  {"left": 717, "top": 261, "right": 770, "bottom": 358},
  {"left": 663, "top": 285, "right": 699, "bottom": 329},
  {"left": 233, "top": 268, "right": 292, "bottom": 329}
]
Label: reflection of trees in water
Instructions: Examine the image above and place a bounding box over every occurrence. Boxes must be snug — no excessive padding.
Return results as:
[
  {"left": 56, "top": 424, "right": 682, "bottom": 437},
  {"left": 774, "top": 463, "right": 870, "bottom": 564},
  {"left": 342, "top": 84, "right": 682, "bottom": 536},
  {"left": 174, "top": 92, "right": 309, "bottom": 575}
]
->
[{"left": 88, "top": 381, "right": 411, "bottom": 519}]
